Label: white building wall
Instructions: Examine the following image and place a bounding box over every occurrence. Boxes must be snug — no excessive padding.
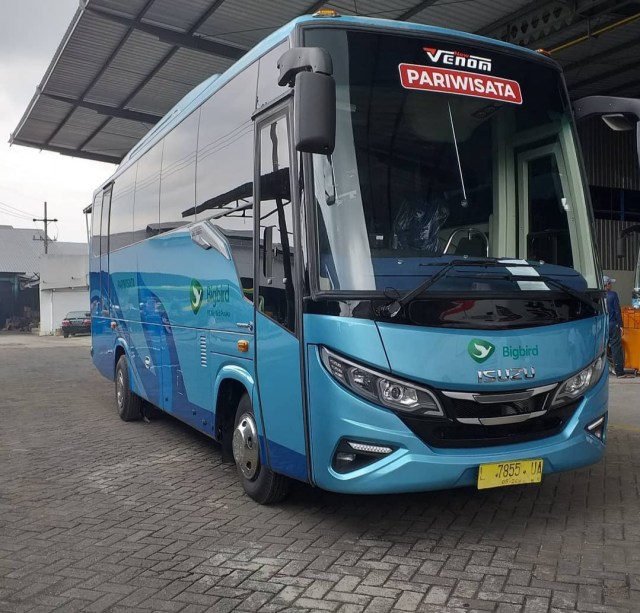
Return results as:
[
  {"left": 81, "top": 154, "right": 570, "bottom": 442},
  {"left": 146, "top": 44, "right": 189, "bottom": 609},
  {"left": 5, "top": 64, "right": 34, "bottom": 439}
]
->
[
  {"left": 40, "top": 289, "right": 90, "bottom": 335},
  {"left": 39, "top": 254, "right": 89, "bottom": 335}
]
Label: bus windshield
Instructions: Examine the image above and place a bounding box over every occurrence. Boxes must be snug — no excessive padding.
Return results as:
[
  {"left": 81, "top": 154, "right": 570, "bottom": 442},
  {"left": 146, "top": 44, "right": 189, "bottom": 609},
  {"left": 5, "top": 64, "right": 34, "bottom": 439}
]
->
[{"left": 305, "top": 28, "right": 599, "bottom": 294}]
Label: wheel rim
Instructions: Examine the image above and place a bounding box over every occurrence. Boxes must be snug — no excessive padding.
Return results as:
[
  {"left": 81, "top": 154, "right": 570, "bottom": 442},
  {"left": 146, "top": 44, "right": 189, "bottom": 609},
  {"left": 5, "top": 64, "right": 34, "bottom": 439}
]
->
[
  {"left": 116, "top": 369, "right": 124, "bottom": 410},
  {"left": 233, "top": 412, "right": 259, "bottom": 480}
]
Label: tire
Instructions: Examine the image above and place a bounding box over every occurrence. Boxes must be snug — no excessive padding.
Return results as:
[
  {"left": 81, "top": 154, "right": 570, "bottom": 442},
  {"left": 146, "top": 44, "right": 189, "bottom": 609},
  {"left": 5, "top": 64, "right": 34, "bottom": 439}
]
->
[
  {"left": 115, "top": 355, "right": 142, "bottom": 422},
  {"left": 232, "top": 394, "right": 290, "bottom": 504},
  {"left": 63, "top": 331, "right": 69, "bottom": 338}
]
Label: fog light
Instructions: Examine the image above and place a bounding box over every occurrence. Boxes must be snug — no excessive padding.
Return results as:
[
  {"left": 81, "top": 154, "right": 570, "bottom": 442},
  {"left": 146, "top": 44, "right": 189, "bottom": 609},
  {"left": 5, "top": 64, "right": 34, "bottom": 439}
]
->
[
  {"left": 586, "top": 414, "right": 607, "bottom": 442},
  {"left": 332, "top": 439, "right": 396, "bottom": 473},
  {"left": 335, "top": 452, "right": 356, "bottom": 470}
]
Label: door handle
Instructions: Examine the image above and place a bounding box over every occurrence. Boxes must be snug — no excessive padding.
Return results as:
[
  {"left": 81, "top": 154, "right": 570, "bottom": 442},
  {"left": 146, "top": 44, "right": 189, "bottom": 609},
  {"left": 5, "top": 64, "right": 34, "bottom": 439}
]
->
[{"left": 236, "top": 322, "right": 254, "bottom": 332}]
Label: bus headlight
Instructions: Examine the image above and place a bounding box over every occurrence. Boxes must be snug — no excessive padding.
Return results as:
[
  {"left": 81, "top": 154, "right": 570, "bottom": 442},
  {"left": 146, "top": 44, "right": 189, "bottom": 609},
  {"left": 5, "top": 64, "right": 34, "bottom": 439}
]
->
[
  {"left": 550, "top": 354, "right": 606, "bottom": 408},
  {"left": 320, "top": 346, "right": 443, "bottom": 416}
]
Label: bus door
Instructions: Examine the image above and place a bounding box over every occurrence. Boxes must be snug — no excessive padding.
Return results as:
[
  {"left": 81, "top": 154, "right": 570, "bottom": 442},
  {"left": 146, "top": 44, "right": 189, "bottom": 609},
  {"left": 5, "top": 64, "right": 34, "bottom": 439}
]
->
[
  {"left": 517, "top": 144, "right": 575, "bottom": 267},
  {"left": 253, "top": 107, "right": 309, "bottom": 483},
  {"left": 93, "top": 185, "right": 114, "bottom": 379}
]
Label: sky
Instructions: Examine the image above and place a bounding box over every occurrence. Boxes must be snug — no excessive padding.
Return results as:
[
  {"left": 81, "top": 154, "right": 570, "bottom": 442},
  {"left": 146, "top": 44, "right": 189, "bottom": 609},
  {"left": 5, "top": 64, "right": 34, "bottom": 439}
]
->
[{"left": 0, "top": 0, "right": 115, "bottom": 244}]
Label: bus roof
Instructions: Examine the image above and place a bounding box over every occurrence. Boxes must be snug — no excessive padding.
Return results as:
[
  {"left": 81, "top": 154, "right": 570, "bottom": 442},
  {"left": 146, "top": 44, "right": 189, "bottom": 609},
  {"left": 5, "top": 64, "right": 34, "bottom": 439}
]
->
[{"left": 108, "top": 13, "right": 548, "bottom": 186}]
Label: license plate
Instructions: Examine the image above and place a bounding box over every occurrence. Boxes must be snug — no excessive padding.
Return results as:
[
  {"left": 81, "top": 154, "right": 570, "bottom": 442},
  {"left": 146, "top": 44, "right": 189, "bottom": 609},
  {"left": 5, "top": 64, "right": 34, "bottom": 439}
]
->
[{"left": 477, "top": 459, "right": 543, "bottom": 490}]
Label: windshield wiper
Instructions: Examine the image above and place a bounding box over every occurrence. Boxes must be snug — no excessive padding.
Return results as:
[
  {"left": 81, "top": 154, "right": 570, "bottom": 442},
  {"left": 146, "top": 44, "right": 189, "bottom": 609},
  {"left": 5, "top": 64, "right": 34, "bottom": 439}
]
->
[
  {"left": 378, "top": 259, "right": 600, "bottom": 319},
  {"left": 533, "top": 275, "right": 602, "bottom": 310},
  {"left": 380, "top": 258, "right": 500, "bottom": 318}
]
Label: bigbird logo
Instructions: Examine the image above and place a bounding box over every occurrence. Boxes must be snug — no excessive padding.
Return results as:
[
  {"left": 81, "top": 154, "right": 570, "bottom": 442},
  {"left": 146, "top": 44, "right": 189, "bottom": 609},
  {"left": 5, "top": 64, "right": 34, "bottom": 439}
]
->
[
  {"left": 468, "top": 338, "right": 495, "bottom": 363},
  {"left": 190, "top": 279, "right": 204, "bottom": 314}
]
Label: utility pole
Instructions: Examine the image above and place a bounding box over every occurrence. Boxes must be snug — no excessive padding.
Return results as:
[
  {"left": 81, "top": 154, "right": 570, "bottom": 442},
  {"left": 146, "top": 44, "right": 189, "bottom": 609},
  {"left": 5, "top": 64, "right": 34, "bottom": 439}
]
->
[{"left": 33, "top": 201, "right": 58, "bottom": 254}]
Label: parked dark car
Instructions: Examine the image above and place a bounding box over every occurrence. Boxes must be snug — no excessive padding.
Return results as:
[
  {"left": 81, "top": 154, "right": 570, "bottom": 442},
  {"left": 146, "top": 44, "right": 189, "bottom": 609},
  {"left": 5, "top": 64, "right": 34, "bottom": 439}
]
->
[{"left": 61, "top": 311, "right": 91, "bottom": 337}]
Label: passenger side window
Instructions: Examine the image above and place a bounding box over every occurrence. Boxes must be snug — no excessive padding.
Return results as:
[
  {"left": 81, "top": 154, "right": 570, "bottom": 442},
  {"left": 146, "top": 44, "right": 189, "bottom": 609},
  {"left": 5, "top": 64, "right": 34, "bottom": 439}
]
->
[
  {"left": 257, "top": 114, "right": 296, "bottom": 334},
  {"left": 160, "top": 110, "right": 200, "bottom": 231},
  {"left": 100, "top": 187, "right": 111, "bottom": 257},
  {"left": 100, "top": 186, "right": 112, "bottom": 315},
  {"left": 110, "top": 165, "right": 136, "bottom": 251},
  {"left": 195, "top": 63, "right": 258, "bottom": 298},
  {"left": 256, "top": 41, "right": 290, "bottom": 109},
  {"left": 133, "top": 143, "right": 163, "bottom": 243},
  {"left": 91, "top": 192, "right": 102, "bottom": 257}
]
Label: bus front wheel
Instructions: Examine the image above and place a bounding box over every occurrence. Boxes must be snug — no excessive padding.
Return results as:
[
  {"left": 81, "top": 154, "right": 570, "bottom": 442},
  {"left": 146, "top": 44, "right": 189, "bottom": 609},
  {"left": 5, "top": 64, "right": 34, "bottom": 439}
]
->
[
  {"left": 115, "top": 355, "right": 142, "bottom": 422},
  {"left": 232, "top": 394, "right": 290, "bottom": 504}
]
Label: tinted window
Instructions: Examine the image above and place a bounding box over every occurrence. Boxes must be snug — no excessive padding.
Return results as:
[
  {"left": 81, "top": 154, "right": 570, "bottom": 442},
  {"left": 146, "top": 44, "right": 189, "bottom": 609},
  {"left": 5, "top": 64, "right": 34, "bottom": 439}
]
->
[
  {"left": 195, "top": 63, "right": 258, "bottom": 223},
  {"left": 133, "top": 143, "right": 163, "bottom": 243},
  {"left": 195, "top": 64, "right": 258, "bottom": 297},
  {"left": 258, "top": 115, "right": 296, "bottom": 333},
  {"left": 256, "top": 41, "right": 290, "bottom": 109},
  {"left": 91, "top": 192, "right": 101, "bottom": 256},
  {"left": 525, "top": 154, "right": 573, "bottom": 267},
  {"left": 100, "top": 187, "right": 111, "bottom": 256},
  {"left": 100, "top": 187, "right": 112, "bottom": 314},
  {"left": 110, "top": 165, "right": 136, "bottom": 251},
  {"left": 303, "top": 28, "right": 599, "bottom": 292},
  {"left": 160, "top": 109, "right": 200, "bottom": 231}
]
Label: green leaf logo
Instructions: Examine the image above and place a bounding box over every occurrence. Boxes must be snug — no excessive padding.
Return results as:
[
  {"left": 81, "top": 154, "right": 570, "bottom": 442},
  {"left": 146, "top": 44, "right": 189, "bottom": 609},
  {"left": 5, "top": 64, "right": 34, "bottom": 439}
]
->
[
  {"left": 190, "top": 279, "right": 204, "bottom": 314},
  {"left": 468, "top": 338, "right": 495, "bottom": 363}
]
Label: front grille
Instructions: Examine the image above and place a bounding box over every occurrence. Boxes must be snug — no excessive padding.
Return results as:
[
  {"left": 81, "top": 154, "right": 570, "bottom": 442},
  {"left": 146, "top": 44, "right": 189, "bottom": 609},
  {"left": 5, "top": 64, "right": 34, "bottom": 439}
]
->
[
  {"left": 398, "top": 386, "right": 580, "bottom": 448},
  {"left": 443, "top": 389, "right": 551, "bottom": 422}
]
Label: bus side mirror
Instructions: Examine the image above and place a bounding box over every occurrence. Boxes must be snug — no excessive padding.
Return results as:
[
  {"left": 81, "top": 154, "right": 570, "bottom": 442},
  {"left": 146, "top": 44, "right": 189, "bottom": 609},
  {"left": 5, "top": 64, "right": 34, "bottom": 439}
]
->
[
  {"left": 293, "top": 71, "right": 336, "bottom": 154},
  {"left": 574, "top": 96, "right": 640, "bottom": 167},
  {"left": 263, "top": 225, "right": 273, "bottom": 279},
  {"left": 617, "top": 237, "right": 625, "bottom": 259},
  {"left": 601, "top": 113, "right": 640, "bottom": 174},
  {"left": 278, "top": 47, "right": 335, "bottom": 155}
]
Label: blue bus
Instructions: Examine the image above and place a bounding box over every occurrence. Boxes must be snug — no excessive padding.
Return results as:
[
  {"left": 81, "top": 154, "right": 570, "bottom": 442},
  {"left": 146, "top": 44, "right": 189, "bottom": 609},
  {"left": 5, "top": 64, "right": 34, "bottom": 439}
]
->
[{"left": 90, "top": 11, "right": 621, "bottom": 503}]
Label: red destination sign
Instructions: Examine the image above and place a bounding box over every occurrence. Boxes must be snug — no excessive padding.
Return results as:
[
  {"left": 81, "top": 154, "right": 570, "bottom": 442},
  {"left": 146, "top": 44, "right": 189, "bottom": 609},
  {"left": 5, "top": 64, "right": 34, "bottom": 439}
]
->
[{"left": 399, "top": 63, "right": 523, "bottom": 105}]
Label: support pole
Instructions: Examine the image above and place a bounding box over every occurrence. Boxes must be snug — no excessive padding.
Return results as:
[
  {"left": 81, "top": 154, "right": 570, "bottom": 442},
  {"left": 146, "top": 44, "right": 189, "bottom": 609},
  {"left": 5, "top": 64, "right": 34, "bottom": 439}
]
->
[{"left": 33, "top": 201, "right": 58, "bottom": 254}]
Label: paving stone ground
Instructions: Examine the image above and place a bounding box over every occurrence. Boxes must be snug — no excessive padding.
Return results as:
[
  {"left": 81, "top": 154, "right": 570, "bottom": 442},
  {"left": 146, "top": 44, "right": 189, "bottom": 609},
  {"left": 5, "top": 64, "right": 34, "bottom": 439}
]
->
[{"left": 1, "top": 334, "right": 639, "bottom": 613}]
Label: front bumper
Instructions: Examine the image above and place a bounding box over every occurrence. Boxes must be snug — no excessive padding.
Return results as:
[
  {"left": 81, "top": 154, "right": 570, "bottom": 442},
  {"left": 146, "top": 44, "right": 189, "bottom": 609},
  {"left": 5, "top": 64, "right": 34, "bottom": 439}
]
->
[{"left": 307, "top": 345, "right": 608, "bottom": 494}]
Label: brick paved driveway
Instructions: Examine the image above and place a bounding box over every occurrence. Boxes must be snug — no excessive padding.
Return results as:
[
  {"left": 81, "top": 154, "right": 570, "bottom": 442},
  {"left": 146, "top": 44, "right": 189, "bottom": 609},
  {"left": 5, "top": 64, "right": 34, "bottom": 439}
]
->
[{"left": 1, "top": 335, "right": 639, "bottom": 613}]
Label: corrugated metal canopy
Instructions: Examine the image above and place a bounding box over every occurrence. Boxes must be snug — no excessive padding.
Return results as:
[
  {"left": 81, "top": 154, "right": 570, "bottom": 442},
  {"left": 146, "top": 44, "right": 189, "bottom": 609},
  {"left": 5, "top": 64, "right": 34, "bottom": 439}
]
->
[{"left": 11, "top": 0, "right": 640, "bottom": 164}]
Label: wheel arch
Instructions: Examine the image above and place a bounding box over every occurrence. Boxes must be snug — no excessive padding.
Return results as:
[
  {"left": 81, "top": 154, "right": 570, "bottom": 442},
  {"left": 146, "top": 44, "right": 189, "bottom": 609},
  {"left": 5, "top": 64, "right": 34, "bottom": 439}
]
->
[
  {"left": 112, "top": 338, "right": 129, "bottom": 379},
  {"left": 213, "top": 365, "right": 264, "bottom": 463}
]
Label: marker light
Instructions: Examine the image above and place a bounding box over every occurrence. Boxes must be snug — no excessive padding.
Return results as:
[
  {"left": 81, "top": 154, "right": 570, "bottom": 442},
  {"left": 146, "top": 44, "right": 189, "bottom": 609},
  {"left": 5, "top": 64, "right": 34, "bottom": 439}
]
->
[
  {"left": 550, "top": 354, "right": 606, "bottom": 408},
  {"left": 586, "top": 415, "right": 607, "bottom": 442},
  {"left": 320, "top": 346, "right": 443, "bottom": 416},
  {"left": 332, "top": 438, "right": 395, "bottom": 473},
  {"left": 314, "top": 9, "right": 341, "bottom": 17},
  {"left": 348, "top": 441, "right": 393, "bottom": 454}
]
